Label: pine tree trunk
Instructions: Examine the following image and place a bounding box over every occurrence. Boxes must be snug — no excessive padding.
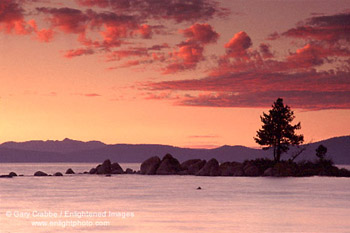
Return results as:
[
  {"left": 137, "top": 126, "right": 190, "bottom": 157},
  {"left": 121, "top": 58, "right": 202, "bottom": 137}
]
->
[{"left": 276, "top": 145, "right": 281, "bottom": 162}]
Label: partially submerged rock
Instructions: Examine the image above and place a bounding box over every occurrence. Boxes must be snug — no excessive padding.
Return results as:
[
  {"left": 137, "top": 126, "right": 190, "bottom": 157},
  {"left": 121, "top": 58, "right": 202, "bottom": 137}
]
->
[
  {"left": 243, "top": 163, "right": 260, "bottom": 176},
  {"left": 89, "top": 168, "right": 97, "bottom": 174},
  {"left": 125, "top": 168, "right": 134, "bottom": 174},
  {"left": 263, "top": 167, "right": 275, "bottom": 176},
  {"left": 219, "top": 162, "right": 243, "bottom": 176},
  {"left": 53, "top": 172, "right": 63, "bottom": 176},
  {"left": 97, "top": 159, "right": 112, "bottom": 174},
  {"left": 181, "top": 159, "right": 206, "bottom": 175},
  {"left": 232, "top": 164, "right": 244, "bottom": 176},
  {"left": 140, "top": 156, "right": 161, "bottom": 175},
  {"left": 181, "top": 159, "right": 202, "bottom": 170},
  {"left": 65, "top": 168, "right": 75, "bottom": 174},
  {"left": 9, "top": 172, "right": 17, "bottom": 177},
  {"left": 156, "top": 154, "right": 181, "bottom": 175},
  {"left": 196, "top": 158, "right": 219, "bottom": 176},
  {"left": 34, "top": 171, "right": 48, "bottom": 176},
  {"left": 111, "top": 162, "right": 124, "bottom": 174},
  {"left": 88, "top": 160, "right": 125, "bottom": 175}
]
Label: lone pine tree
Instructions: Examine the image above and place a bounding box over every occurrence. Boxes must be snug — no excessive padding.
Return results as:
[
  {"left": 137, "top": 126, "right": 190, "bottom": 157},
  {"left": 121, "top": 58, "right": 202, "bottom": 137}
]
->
[{"left": 254, "top": 98, "right": 304, "bottom": 162}]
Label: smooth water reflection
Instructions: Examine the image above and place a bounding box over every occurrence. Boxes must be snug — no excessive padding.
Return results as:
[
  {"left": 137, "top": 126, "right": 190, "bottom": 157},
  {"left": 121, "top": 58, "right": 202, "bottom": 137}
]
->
[{"left": 1, "top": 163, "right": 349, "bottom": 233}]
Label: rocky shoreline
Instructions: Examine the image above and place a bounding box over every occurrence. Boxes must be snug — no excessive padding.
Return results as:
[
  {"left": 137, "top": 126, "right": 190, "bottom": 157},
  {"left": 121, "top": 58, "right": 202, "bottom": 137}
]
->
[
  {"left": 138, "top": 154, "right": 350, "bottom": 177},
  {"left": 1, "top": 153, "right": 350, "bottom": 178}
]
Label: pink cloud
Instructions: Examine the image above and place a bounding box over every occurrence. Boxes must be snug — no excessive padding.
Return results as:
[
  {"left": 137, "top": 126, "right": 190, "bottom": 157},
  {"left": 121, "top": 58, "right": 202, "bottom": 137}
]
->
[
  {"left": 1, "top": 1, "right": 226, "bottom": 72},
  {"left": 224, "top": 31, "right": 252, "bottom": 59},
  {"left": 148, "top": 70, "right": 350, "bottom": 93},
  {"left": 181, "top": 23, "right": 219, "bottom": 44},
  {"left": 162, "top": 23, "right": 219, "bottom": 74},
  {"left": 267, "top": 32, "right": 280, "bottom": 40},
  {"left": 106, "top": 47, "right": 148, "bottom": 61},
  {"left": 118, "top": 60, "right": 140, "bottom": 68},
  {"left": 1, "top": 0, "right": 229, "bottom": 71},
  {"left": 27, "top": 20, "right": 54, "bottom": 42},
  {"left": 163, "top": 42, "right": 204, "bottom": 74},
  {"left": 259, "top": 43, "right": 273, "bottom": 59},
  {"left": 285, "top": 43, "right": 350, "bottom": 70},
  {"left": 37, "top": 7, "right": 89, "bottom": 34},
  {"left": 0, "top": 0, "right": 32, "bottom": 34},
  {"left": 76, "top": 0, "right": 228, "bottom": 23},
  {"left": 145, "top": 68, "right": 350, "bottom": 110},
  {"left": 77, "top": 0, "right": 109, "bottom": 8},
  {"left": 84, "top": 93, "right": 101, "bottom": 97},
  {"left": 148, "top": 43, "right": 170, "bottom": 51},
  {"left": 177, "top": 90, "right": 350, "bottom": 110},
  {"left": 64, "top": 48, "right": 94, "bottom": 58},
  {"left": 36, "top": 28, "right": 54, "bottom": 42},
  {"left": 138, "top": 24, "right": 152, "bottom": 39},
  {"left": 176, "top": 43, "right": 204, "bottom": 64},
  {"left": 100, "top": 22, "right": 136, "bottom": 42},
  {"left": 282, "top": 13, "right": 350, "bottom": 42}
]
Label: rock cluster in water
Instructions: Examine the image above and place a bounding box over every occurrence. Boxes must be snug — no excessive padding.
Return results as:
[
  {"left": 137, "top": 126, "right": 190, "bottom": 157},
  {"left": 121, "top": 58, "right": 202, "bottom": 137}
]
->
[
  {"left": 88, "top": 159, "right": 135, "bottom": 175},
  {"left": 65, "top": 168, "right": 75, "bottom": 174},
  {"left": 0, "top": 172, "right": 18, "bottom": 178},
  {"left": 140, "top": 154, "right": 248, "bottom": 176},
  {"left": 2, "top": 154, "right": 350, "bottom": 178},
  {"left": 140, "top": 154, "right": 350, "bottom": 177}
]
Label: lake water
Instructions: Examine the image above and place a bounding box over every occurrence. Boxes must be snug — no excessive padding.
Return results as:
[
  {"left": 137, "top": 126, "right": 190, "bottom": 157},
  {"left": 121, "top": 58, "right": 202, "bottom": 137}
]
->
[{"left": 1, "top": 163, "right": 350, "bottom": 233}]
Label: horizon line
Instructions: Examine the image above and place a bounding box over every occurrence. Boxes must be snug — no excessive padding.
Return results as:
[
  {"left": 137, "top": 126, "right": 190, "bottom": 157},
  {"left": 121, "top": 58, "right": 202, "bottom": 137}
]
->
[{"left": 0, "top": 135, "right": 349, "bottom": 150}]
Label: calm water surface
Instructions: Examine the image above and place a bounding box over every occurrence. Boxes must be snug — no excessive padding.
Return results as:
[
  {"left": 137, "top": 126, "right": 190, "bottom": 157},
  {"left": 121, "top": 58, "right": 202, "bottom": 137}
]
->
[{"left": 0, "top": 163, "right": 349, "bottom": 233}]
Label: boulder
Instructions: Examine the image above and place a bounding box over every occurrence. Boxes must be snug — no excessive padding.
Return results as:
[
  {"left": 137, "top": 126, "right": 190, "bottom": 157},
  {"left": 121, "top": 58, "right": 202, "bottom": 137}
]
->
[
  {"left": 65, "top": 168, "right": 75, "bottom": 174},
  {"left": 181, "top": 159, "right": 202, "bottom": 170},
  {"left": 243, "top": 164, "right": 260, "bottom": 176},
  {"left": 188, "top": 160, "right": 206, "bottom": 175},
  {"left": 338, "top": 168, "right": 350, "bottom": 177},
  {"left": 89, "top": 168, "right": 97, "bottom": 174},
  {"left": 97, "top": 159, "right": 112, "bottom": 174},
  {"left": 196, "top": 158, "right": 219, "bottom": 176},
  {"left": 271, "top": 163, "right": 296, "bottom": 177},
  {"left": 319, "top": 166, "right": 340, "bottom": 177},
  {"left": 9, "top": 172, "right": 17, "bottom": 177},
  {"left": 181, "top": 159, "right": 206, "bottom": 175},
  {"left": 263, "top": 167, "right": 274, "bottom": 176},
  {"left": 140, "top": 156, "right": 161, "bottom": 175},
  {"left": 53, "top": 172, "right": 63, "bottom": 176},
  {"left": 219, "top": 162, "right": 242, "bottom": 176},
  {"left": 232, "top": 163, "right": 244, "bottom": 176},
  {"left": 111, "top": 162, "right": 124, "bottom": 174},
  {"left": 219, "top": 162, "right": 232, "bottom": 176},
  {"left": 156, "top": 154, "right": 181, "bottom": 175},
  {"left": 125, "top": 168, "right": 133, "bottom": 174},
  {"left": 34, "top": 171, "right": 48, "bottom": 176}
]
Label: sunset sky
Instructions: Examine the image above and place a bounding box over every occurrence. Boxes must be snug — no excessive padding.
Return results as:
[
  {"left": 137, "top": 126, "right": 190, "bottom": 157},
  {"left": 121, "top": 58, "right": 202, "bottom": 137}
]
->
[{"left": 1, "top": 0, "right": 349, "bottom": 148}]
